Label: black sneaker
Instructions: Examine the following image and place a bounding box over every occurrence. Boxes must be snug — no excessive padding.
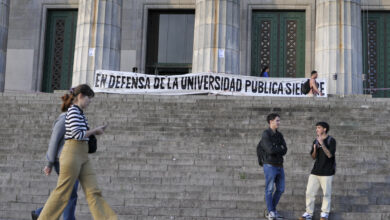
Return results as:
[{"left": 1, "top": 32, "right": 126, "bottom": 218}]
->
[{"left": 31, "top": 210, "right": 38, "bottom": 220}]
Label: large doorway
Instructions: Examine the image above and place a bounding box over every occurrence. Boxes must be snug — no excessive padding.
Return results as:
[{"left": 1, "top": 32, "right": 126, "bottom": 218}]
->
[
  {"left": 362, "top": 12, "right": 390, "bottom": 97},
  {"left": 251, "top": 11, "right": 306, "bottom": 78},
  {"left": 145, "top": 10, "right": 195, "bottom": 75},
  {"left": 42, "top": 10, "right": 77, "bottom": 92}
]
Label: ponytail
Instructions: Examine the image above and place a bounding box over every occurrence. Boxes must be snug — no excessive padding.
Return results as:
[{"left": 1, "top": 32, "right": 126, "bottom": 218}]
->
[{"left": 61, "top": 91, "right": 75, "bottom": 112}]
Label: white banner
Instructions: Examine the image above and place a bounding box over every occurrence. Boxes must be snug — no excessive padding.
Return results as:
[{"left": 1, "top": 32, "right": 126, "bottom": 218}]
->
[{"left": 93, "top": 70, "right": 327, "bottom": 97}]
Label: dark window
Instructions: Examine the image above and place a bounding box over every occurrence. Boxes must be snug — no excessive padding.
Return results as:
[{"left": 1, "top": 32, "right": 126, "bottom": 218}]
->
[{"left": 146, "top": 10, "right": 195, "bottom": 75}]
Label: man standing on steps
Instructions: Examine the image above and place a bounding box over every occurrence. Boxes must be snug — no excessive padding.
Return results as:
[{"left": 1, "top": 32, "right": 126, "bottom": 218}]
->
[
  {"left": 299, "top": 122, "right": 336, "bottom": 220},
  {"left": 307, "top": 70, "right": 324, "bottom": 97},
  {"left": 259, "top": 113, "right": 287, "bottom": 220}
]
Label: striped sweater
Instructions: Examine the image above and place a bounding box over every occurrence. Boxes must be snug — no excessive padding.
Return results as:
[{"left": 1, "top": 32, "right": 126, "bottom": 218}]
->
[{"left": 65, "top": 105, "right": 89, "bottom": 140}]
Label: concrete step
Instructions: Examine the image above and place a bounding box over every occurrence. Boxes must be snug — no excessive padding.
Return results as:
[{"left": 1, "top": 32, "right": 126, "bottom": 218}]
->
[{"left": 0, "top": 92, "right": 389, "bottom": 220}]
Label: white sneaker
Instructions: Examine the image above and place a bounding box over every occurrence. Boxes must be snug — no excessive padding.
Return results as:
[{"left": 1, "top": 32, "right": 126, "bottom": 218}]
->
[
  {"left": 275, "top": 211, "right": 284, "bottom": 219},
  {"left": 320, "top": 212, "right": 329, "bottom": 219},
  {"left": 267, "top": 211, "right": 276, "bottom": 220},
  {"left": 299, "top": 212, "right": 312, "bottom": 220}
]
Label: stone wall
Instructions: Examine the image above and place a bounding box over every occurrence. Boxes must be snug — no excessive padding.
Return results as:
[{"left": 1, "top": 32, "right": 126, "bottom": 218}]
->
[{"left": 0, "top": 92, "right": 389, "bottom": 219}]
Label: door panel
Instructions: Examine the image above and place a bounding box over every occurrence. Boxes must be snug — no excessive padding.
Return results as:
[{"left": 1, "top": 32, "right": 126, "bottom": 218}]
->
[
  {"left": 362, "top": 12, "right": 390, "bottom": 97},
  {"left": 251, "top": 12, "right": 278, "bottom": 77},
  {"left": 251, "top": 11, "right": 305, "bottom": 78},
  {"left": 42, "top": 10, "right": 77, "bottom": 92},
  {"left": 280, "top": 12, "right": 306, "bottom": 78}
]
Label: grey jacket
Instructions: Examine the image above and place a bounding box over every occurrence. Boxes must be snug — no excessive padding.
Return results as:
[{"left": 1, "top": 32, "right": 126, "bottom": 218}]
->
[{"left": 46, "top": 113, "right": 66, "bottom": 168}]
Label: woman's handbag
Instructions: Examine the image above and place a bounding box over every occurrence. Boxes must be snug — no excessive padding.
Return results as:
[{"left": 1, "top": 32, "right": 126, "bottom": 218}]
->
[{"left": 88, "top": 135, "right": 97, "bottom": 153}]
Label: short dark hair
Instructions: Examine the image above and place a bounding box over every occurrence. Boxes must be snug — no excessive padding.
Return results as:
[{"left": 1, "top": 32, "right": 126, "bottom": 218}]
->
[
  {"left": 267, "top": 113, "right": 280, "bottom": 124},
  {"left": 311, "top": 70, "right": 318, "bottom": 75},
  {"left": 316, "top": 121, "right": 330, "bottom": 133}
]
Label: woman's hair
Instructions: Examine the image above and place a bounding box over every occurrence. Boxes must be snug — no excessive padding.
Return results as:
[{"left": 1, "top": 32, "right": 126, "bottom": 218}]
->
[
  {"left": 61, "top": 84, "right": 95, "bottom": 112},
  {"left": 260, "top": 66, "right": 269, "bottom": 77}
]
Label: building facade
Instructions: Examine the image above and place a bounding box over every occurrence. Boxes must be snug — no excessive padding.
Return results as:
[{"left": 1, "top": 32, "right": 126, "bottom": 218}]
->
[{"left": 0, "top": 0, "right": 389, "bottom": 97}]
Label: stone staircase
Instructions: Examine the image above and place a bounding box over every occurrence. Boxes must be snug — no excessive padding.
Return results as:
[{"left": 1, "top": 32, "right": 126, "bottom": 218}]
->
[{"left": 0, "top": 92, "right": 389, "bottom": 220}]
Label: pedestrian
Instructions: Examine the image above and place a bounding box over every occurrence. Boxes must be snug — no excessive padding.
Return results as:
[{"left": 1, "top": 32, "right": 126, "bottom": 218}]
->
[
  {"left": 259, "top": 113, "right": 287, "bottom": 220},
  {"left": 299, "top": 122, "right": 336, "bottom": 220},
  {"left": 31, "top": 92, "right": 79, "bottom": 220},
  {"left": 38, "top": 84, "right": 117, "bottom": 220},
  {"left": 261, "top": 66, "right": 270, "bottom": 77},
  {"left": 307, "top": 70, "right": 323, "bottom": 96}
]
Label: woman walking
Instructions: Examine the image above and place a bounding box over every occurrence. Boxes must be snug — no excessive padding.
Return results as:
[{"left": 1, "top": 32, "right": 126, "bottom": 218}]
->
[
  {"left": 38, "top": 84, "right": 117, "bottom": 220},
  {"left": 31, "top": 92, "right": 79, "bottom": 220}
]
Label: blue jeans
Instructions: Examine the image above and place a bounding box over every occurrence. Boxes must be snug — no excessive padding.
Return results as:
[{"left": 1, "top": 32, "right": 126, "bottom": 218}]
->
[
  {"left": 263, "top": 164, "right": 285, "bottom": 213},
  {"left": 34, "top": 161, "right": 79, "bottom": 220}
]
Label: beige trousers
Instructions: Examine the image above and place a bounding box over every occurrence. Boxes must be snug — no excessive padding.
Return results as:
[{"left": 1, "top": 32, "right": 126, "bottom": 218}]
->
[
  {"left": 39, "top": 140, "right": 117, "bottom": 220},
  {"left": 305, "top": 174, "right": 333, "bottom": 215}
]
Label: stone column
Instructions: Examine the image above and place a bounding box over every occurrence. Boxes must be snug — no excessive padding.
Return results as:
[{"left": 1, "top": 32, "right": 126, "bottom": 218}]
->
[
  {"left": 192, "top": 0, "right": 240, "bottom": 74},
  {"left": 0, "top": 0, "right": 10, "bottom": 92},
  {"left": 72, "top": 0, "right": 122, "bottom": 86},
  {"left": 315, "top": 0, "right": 363, "bottom": 94}
]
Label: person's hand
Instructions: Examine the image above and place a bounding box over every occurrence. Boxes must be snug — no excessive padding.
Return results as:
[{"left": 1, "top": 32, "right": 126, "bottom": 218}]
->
[
  {"left": 43, "top": 166, "right": 52, "bottom": 176},
  {"left": 316, "top": 137, "right": 324, "bottom": 146},
  {"left": 320, "top": 92, "right": 324, "bottom": 96},
  {"left": 94, "top": 126, "right": 106, "bottom": 135}
]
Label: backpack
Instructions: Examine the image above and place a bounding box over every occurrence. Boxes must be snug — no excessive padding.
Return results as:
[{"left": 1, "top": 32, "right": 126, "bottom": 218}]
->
[
  {"left": 301, "top": 79, "right": 311, "bottom": 94},
  {"left": 256, "top": 140, "right": 265, "bottom": 167},
  {"left": 326, "top": 135, "right": 333, "bottom": 146}
]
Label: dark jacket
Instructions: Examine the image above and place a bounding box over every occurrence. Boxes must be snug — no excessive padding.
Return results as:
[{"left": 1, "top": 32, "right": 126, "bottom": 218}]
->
[{"left": 260, "top": 128, "right": 287, "bottom": 166}]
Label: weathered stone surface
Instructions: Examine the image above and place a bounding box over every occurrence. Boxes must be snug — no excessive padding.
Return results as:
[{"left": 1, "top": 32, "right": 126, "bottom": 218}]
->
[
  {"left": 192, "top": 0, "right": 240, "bottom": 74},
  {"left": 315, "top": 0, "right": 363, "bottom": 95},
  {"left": 0, "top": 92, "right": 389, "bottom": 219},
  {"left": 72, "top": 0, "right": 122, "bottom": 86}
]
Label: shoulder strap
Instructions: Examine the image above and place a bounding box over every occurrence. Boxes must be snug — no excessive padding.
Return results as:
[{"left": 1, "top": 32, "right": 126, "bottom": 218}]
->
[{"left": 327, "top": 136, "right": 333, "bottom": 145}]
